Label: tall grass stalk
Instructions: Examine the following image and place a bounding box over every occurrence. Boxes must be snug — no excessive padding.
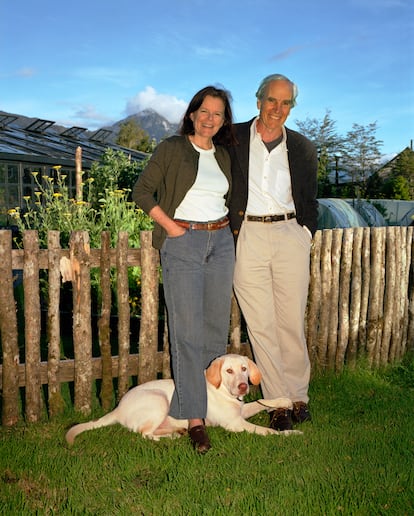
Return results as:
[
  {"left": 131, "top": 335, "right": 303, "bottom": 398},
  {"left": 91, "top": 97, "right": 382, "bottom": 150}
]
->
[{"left": 1, "top": 359, "right": 413, "bottom": 515}]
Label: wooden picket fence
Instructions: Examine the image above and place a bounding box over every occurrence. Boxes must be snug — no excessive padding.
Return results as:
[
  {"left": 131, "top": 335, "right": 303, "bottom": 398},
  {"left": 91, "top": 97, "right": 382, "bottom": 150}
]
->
[{"left": 0, "top": 226, "right": 413, "bottom": 426}]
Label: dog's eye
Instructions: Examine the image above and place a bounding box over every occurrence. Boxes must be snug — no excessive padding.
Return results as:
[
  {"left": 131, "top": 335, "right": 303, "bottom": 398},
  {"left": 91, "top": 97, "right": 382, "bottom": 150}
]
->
[
  {"left": 241, "top": 366, "right": 247, "bottom": 372},
  {"left": 226, "top": 368, "right": 234, "bottom": 374}
]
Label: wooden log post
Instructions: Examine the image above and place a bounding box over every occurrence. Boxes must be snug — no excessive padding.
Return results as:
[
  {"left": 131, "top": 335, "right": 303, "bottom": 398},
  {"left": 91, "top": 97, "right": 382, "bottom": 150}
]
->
[
  {"left": 317, "top": 230, "right": 333, "bottom": 369},
  {"left": 138, "top": 231, "right": 159, "bottom": 383},
  {"left": 336, "top": 228, "right": 353, "bottom": 371},
  {"left": 75, "top": 146, "right": 82, "bottom": 202},
  {"left": 229, "top": 293, "right": 242, "bottom": 355},
  {"left": 23, "top": 230, "right": 42, "bottom": 422},
  {"left": 98, "top": 231, "right": 113, "bottom": 410},
  {"left": 407, "top": 227, "right": 414, "bottom": 350},
  {"left": 47, "top": 231, "right": 65, "bottom": 416},
  {"left": 327, "top": 229, "right": 342, "bottom": 370},
  {"left": 347, "top": 227, "right": 364, "bottom": 367},
  {"left": 358, "top": 228, "right": 371, "bottom": 357},
  {"left": 399, "top": 226, "right": 411, "bottom": 358},
  {"left": 70, "top": 231, "right": 92, "bottom": 414},
  {"left": 366, "top": 227, "right": 385, "bottom": 367},
  {"left": 306, "top": 230, "right": 322, "bottom": 368},
  {"left": 381, "top": 227, "right": 396, "bottom": 365},
  {"left": 116, "top": 231, "right": 130, "bottom": 400},
  {"left": 0, "top": 230, "right": 20, "bottom": 426}
]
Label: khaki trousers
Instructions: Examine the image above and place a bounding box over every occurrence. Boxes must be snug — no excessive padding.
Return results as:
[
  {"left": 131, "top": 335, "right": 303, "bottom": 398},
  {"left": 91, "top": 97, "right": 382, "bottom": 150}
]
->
[{"left": 234, "top": 218, "right": 311, "bottom": 402}]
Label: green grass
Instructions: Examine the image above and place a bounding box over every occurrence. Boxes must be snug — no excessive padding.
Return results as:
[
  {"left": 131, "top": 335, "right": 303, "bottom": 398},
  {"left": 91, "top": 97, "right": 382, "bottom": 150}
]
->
[{"left": 1, "top": 358, "right": 414, "bottom": 515}]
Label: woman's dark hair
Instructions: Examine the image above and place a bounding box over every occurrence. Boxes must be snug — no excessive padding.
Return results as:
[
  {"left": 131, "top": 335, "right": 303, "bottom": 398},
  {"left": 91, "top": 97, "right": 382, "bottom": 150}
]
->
[{"left": 179, "top": 85, "right": 236, "bottom": 145}]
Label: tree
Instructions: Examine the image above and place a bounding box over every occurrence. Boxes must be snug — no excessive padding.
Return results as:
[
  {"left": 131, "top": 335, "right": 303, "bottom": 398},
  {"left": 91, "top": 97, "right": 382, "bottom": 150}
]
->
[
  {"left": 116, "top": 119, "right": 155, "bottom": 153},
  {"left": 382, "top": 175, "right": 411, "bottom": 200},
  {"left": 295, "top": 109, "right": 343, "bottom": 196},
  {"left": 341, "top": 122, "right": 383, "bottom": 197},
  {"left": 389, "top": 148, "right": 414, "bottom": 198}
]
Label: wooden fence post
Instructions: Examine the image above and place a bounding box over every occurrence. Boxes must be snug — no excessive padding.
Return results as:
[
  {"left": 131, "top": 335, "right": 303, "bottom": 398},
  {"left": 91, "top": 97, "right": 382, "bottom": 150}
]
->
[
  {"left": 347, "top": 227, "right": 363, "bottom": 367},
  {"left": 116, "top": 231, "right": 130, "bottom": 400},
  {"left": 336, "top": 228, "right": 353, "bottom": 371},
  {"left": 229, "top": 294, "right": 242, "bottom": 355},
  {"left": 138, "top": 231, "right": 159, "bottom": 383},
  {"left": 407, "top": 227, "right": 414, "bottom": 350},
  {"left": 358, "top": 228, "right": 371, "bottom": 357},
  {"left": 381, "top": 227, "right": 396, "bottom": 364},
  {"left": 47, "top": 230, "right": 65, "bottom": 416},
  {"left": 327, "top": 229, "right": 343, "bottom": 369},
  {"left": 366, "top": 227, "right": 385, "bottom": 367},
  {"left": 98, "top": 231, "right": 113, "bottom": 410},
  {"left": 70, "top": 230, "right": 92, "bottom": 414},
  {"left": 23, "top": 230, "right": 42, "bottom": 422},
  {"left": 399, "top": 226, "right": 412, "bottom": 357},
  {"left": 0, "top": 230, "right": 20, "bottom": 426},
  {"left": 317, "top": 230, "right": 332, "bottom": 368},
  {"left": 307, "top": 230, "right": 322, "bottom": 367}
]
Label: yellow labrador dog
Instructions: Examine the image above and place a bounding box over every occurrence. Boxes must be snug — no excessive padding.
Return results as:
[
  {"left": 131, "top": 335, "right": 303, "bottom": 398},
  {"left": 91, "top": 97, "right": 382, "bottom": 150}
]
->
[{"left": 66, "top": 354, "right": 301, "bottom": 444}]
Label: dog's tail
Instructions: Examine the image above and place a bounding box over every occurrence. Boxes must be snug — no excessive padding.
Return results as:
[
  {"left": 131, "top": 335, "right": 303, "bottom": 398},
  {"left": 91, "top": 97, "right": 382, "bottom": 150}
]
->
[{"left": 65, "top": 410, "right": 119, "bottom": 445}]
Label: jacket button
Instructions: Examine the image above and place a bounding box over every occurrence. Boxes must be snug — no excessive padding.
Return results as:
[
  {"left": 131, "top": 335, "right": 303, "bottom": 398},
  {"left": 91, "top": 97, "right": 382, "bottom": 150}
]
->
[
  {"left": 233, "top": 229, "right": 239, "bottom": 235},
  {"left": 238, "top": 211, "right": 244, "bottom": 216}
]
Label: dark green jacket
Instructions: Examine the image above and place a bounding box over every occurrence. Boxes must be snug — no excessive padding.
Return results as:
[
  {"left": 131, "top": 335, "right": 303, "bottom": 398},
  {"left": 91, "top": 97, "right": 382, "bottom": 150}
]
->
[{"left": 132, "top": 135, "right": 232, "bottom": 249}]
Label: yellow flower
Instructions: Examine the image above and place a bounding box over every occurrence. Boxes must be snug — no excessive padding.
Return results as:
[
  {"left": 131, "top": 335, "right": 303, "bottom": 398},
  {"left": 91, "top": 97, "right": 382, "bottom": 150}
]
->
[{"left": 52, "top": 165, "right": 62, "bottom": 170}]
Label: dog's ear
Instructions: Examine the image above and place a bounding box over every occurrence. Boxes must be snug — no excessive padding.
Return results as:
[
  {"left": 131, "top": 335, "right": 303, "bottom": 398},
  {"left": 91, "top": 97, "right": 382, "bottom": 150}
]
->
[
  {"left": 205, "top": 358, "right": 223, "bottom": 389},
  {"left": 247, "top": 358, "right": 262, "bottom": 385}
]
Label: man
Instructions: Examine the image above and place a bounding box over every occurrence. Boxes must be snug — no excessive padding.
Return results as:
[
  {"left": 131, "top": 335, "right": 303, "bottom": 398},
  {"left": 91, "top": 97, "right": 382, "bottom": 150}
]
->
[{"left": 228, "top": 74, "right": 318, "bottom": 431}]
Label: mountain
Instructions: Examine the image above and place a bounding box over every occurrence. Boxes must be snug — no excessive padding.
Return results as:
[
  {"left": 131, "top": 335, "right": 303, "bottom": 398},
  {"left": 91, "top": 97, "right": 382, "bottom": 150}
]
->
[
  {"left": 104, "top": 109, "right": 180, "bottom": 143},
  {"left": 0, "top": 108, "right": 179, "bottom": 145}
]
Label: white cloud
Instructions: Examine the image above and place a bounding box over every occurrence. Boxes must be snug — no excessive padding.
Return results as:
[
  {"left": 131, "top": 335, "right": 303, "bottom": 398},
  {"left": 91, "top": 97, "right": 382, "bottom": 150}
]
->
[
  {"left": 125, "top": 86, "right": 187, "bottom": 123},
  {"left": 55, "top": 105, "right": 114, "bottom": 129},
  {"left": 73, "top": 105, "right": 112, "bottom": 123},
  {"left": 16, "top": 67, "right": 37, "bottom": 78}
]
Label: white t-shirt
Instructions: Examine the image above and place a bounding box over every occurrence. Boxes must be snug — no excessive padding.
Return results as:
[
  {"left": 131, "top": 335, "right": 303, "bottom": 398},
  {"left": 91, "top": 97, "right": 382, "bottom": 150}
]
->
[{"left": 174, "top": 143, "right": 229, "bottom": 222}]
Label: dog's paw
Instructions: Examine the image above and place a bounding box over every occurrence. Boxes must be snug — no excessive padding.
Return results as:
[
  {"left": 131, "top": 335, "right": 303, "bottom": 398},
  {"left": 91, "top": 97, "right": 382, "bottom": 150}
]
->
[
  {"left": 280, "top": 429, "right": 303, "bottom": 436},
  {"left": 257, "top": 397, "right": 293, "bottom": 409}
]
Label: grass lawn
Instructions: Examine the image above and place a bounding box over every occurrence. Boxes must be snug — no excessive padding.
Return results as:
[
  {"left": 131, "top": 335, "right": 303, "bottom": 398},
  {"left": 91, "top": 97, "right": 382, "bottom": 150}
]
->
[{"left": 1, "top": 357, "right": 413, "bottom": 515}]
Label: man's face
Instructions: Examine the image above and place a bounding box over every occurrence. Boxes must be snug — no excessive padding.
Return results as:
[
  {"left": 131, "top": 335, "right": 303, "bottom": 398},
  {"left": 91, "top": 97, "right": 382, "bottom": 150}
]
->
[{"left": 257, "top": 80, "right": 293, "bottom": 132}]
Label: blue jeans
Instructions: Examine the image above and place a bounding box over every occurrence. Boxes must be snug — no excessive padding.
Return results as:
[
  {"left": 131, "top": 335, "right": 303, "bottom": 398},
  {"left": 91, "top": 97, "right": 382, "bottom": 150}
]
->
[{"left": 160, "top": 225, "right": 235, "bottom": 419}]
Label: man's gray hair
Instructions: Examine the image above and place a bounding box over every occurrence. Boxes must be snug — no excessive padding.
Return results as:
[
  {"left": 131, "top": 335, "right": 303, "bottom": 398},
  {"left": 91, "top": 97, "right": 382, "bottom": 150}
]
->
[{"left": 255, "top": 74, "right": 298, "bottom": 107}]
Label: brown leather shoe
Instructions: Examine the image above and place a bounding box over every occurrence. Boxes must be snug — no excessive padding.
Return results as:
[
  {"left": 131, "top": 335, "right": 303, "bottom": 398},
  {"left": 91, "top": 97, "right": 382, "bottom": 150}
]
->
[
  {"left": 292, "top": 402, "right": 312, "bottom": 423},
  {"left": 189, "top": 425, "right": 211, "bottom": 454},
  {"left": 269, "top": 408, "right": 293, "bottom": 431}
]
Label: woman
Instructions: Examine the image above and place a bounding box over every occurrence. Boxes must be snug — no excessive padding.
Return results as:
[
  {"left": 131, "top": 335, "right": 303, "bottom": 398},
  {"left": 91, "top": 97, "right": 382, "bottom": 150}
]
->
[{"left": 132, "top": 85, "right": 236, "bottom": 453}]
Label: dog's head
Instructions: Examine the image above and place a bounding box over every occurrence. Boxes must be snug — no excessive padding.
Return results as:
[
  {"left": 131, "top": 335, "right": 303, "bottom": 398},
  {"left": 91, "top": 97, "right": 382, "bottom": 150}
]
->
[{"left": 205, "top": 354, "right": 262, "bottom": 398}]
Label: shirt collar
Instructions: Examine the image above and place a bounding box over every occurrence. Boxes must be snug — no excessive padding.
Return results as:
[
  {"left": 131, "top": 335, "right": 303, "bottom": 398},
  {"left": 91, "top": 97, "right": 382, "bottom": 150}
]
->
[{"left": 250, "top": 116, "right": 287, "bottom": 144}]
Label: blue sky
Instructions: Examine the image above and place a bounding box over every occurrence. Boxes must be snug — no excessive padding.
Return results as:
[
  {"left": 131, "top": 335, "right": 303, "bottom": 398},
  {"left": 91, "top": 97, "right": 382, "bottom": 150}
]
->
[{"left": 1, "top": 0, "right": 413, "bottom": 159}]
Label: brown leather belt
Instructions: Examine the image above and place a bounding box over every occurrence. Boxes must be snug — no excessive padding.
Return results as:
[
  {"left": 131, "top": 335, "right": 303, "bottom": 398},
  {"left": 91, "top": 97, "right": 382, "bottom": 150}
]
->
[
  {"left": 174, "top": 216, "right": 229, "bottom": 231},
  {"left": 246, "top": 213, "right": 296, "bottom": 223}
]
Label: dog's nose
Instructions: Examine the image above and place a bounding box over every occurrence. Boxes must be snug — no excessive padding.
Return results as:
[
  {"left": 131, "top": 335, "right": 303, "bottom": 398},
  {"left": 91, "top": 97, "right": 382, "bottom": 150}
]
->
[{"left": 238, "top": 382, "right": 248, "bottom": 394}]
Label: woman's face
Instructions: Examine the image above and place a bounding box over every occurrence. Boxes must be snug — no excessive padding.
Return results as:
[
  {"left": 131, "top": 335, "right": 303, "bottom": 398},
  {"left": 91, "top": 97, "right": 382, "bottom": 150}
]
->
[{"left": 190, "top": 95, "right": 225, "bottom": 139}]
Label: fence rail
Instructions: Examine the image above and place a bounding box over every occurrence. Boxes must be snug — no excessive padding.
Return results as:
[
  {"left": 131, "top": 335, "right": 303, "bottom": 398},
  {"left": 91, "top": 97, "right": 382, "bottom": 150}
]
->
[{"left": 1, "top": 226, "right": 413, "bottom": 426}]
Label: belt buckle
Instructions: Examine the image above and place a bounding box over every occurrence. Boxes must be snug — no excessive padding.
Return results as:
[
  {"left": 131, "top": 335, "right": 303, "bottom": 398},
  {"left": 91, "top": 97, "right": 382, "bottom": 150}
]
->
[{"left": 263, "top": 216, "right": 273, "bottom": 223}]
